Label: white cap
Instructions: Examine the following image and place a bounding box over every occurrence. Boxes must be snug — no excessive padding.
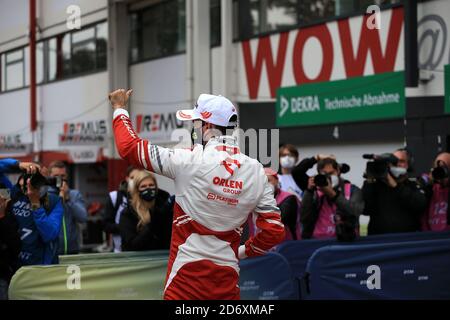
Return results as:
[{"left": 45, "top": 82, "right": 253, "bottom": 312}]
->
[{"left": 176, "top": 94, "right": 238, "bottom": 127}]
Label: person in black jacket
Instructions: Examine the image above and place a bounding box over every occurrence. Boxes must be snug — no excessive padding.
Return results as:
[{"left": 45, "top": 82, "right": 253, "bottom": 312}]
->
[
  {"left": 119, "top": 170, "right": 173, "bottom": 251},
  {"left": 0, "top": 183, "right": 21, "bottom": 300},
  {"left": 362, "top": 149, "right": 427, "bottom": 235},
  {"left": 102, "top": 166, "right": 139, "bottom": 252}
]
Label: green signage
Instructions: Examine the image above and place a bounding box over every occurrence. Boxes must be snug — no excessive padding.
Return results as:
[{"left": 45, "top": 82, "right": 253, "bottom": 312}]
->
[
  {"left": 276, "top": 71, "right": 405, "bottom": 127},
  {"left": 445, "top": 65, "right": 450, "bottom": 114}
]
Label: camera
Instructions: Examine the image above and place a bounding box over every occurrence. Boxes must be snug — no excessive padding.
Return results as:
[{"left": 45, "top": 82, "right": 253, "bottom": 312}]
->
[
  {"left": 314, "top": 174, "right": 330, "bottom": 188},
  {"left": 363, "top": 153, "right": 398, "bottom": 180},
  {"left": 22, "top": 171, "right": 64, "bottom": 192},
  {"left": 431, "top": 163, "right": 449, "bottom": 181}
]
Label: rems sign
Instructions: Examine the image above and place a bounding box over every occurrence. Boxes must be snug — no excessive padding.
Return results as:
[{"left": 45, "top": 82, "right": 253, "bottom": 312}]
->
[{"left": 134, "top": 111, "right": 187, "bottom": 144}]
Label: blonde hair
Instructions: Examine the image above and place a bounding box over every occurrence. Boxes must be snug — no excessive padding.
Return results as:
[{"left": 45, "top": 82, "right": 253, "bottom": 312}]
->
[{"left": 129, "top": 170, "right": 158, "bottom": 230}]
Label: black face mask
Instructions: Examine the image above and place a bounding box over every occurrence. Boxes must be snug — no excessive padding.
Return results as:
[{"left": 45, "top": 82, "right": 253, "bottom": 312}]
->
[{"left": 139, "top": 187, "right": 157, "bottom": 202}]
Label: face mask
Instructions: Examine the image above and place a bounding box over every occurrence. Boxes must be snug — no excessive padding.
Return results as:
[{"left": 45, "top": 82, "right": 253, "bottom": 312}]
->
[
  {"left": 139, "top": 187, "right": 157, "bottom": 202},
  {"left": 390, "top": 166, "right": 407, "bottom": 178},
  {"left": 330, "top": 175, "right": 340, "bottom": 188},
  {"left": 280, "top": 156, "right": 296, "bottom": 169}
]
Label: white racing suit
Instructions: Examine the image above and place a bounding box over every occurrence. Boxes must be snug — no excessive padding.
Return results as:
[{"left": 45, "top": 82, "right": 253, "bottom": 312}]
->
[{"left": 113, "top": 109, "right": 285, "bottom": 299}]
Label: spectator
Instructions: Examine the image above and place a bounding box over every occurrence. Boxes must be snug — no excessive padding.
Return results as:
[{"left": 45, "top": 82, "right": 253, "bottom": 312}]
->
[
  {"left": 103, "top": 166, "right": 140, "bottom": 253},
  {"left": 420, "top": 152, "right": 450, "bottom": 231},
  {"left": 278, "top": 144, "right": 302, "bottom": 198},
  {"left": 47, "top": 161, "right": 87, "bottom": 255},
  {"left": 0, "top": 158, "right": 63, "bottom": 266},
  {"left": 0, "top": 182, "right": 20, "bottom": 300},
  {"left": 362, "top": 149, "right": 427, "bottom": 235},
  {"left": 119, "top": 170, "right": 173, "bottom": 251},
  {"left": 301, "top": 157, "right": 363, "bottom": 241},
  {"left": 264, "top": 168, "right": 301, "bottom": 240}
]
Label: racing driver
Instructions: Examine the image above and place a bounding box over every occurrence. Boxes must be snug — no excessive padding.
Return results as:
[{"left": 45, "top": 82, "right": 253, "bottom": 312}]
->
[{"left": 109, "top": 88, "right": 285, "bottom": 300}]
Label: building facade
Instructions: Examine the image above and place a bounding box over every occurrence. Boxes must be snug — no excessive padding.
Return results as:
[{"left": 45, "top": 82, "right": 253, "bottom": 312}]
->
[{"left": 0, "top": 0, "right": 449, "bottom": 201}]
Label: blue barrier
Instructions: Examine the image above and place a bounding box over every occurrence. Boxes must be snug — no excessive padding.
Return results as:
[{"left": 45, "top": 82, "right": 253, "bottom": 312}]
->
[
  {"left": 305, "top": 238, "right": 450, "bottom": 299},
  {"left": 275, "top": 231, "right": 450, "bottom": 299},
  {"left": 239, "top": 252, "right": 298, "bottom": 300}
]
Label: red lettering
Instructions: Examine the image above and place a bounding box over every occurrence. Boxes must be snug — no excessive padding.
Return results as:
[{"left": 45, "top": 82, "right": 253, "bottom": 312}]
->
[
  {"left": 235, "top": 181, "right": 243, "bottom": 190},
  {"left": 213, "top": 177, "right": 220, "bottom": 185},
  {"left": 151, "top": 114, "right": 160, "bottom": 132},
  {"left": 219, "top": 179, "right": 226, "bottom": 187},
  {"left": 136, "top": 114, "right": 143, "bottom": 133},
  {"left": 242, "top": 32, "right": 289, "bottom": 99},
  {"left": 293, "top": 24, "right": 334, "bottom": 84},
  {"left": 338, "top": 7, "right": 403, "bottom": 77}
]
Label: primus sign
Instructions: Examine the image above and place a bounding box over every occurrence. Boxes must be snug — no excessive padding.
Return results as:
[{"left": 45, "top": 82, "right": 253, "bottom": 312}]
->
[{"left": 276, "top": 71, "right": 405, "bottom": 127}]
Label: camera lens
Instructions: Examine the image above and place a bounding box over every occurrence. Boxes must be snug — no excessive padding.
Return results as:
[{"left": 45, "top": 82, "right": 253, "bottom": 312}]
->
[
  {"left": 314, "top": 174, "right": 329, "bottom": 187},
  {"left": 432, "top": 166, "right": 448, "bottom": 181}
]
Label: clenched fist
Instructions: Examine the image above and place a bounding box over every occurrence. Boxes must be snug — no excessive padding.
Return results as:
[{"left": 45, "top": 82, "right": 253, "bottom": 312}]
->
[{"left": 109, "top": 89, "right": 133, "bottom": 110}]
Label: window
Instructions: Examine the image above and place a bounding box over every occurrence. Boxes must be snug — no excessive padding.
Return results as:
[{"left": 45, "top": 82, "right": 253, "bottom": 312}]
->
[
  {"left": 130, "top": 0, "right": 186, "bottom": 63},
  {"left": 234, "top": 0, "right": 402, "bottom": 40},
  {"left": 0, "top": 20, "right": 107, "bottom": 93},
  {"left": 71, "top": 27, "right": 96, "bottom": 74},
  {"left": 235, "top": 0, "right": 298, "bottom": 39},
  {"left": 5, "top": 48, "right": 25, "bottom": 91},
  {"left": 211, "top": 0, "right": 221, "bottom": 47}
]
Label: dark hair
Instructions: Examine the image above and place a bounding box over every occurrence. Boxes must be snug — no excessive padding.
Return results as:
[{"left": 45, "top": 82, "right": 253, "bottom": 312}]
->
[
  {"left": 279, "top": 144, "right": 299, "bottom": 159},
  {"left": 48, "top": 160, "right": 66, "bottom": 172},
  {"left": 317, "top": 158, "right": 339, "bottom": 172},
  {"left": 396, "top": 147, "right": 414, "bottom": 172},
  {"left": 126, "top": 165, "right": 137, "bottom": 177},
  {"left": 210, "top": 115, "right": 238, "bottom": 136}
]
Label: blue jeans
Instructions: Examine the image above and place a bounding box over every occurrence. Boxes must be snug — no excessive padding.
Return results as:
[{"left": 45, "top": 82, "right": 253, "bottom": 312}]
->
[{"left": 0, "top": 279, "right": 8, "bottom": 300}]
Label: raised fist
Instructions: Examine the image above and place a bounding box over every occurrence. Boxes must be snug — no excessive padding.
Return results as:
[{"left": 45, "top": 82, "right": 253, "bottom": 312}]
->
[{"left": 108, "top": 89, "right": 133, "bottom": 110}]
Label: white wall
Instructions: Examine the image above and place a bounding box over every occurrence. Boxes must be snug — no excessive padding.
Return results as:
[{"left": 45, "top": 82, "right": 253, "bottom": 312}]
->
[
  {"left": 0, "top": 0, "right": 28, "bottom": 50},
  {"left": 0, "top": 0, "right": 107, "bottom": 52},
  {"left": 39, "top": 71, "right": 109, "bottom": 151},
  {"left": 129, "top": 55, "right": 189, "bottom": 195}
]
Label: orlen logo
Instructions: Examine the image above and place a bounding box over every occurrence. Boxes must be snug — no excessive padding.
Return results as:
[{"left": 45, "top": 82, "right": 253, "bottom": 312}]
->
[
  {"left": 213, "top": 177, "right": 243, "bottom": 195},
  {"left": 213, "top": 177, "right": 243, "bottom": 189},
  {"left": 135, "top": 112, "right": 184, "bottom": 133},
  {"left": 200, "top": 111, "right": 212, "bottom": 119}
]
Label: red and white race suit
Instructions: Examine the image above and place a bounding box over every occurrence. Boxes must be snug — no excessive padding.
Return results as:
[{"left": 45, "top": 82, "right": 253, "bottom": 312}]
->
[{"left": 113, "top": 109, "right": 285, "bottom": 300}]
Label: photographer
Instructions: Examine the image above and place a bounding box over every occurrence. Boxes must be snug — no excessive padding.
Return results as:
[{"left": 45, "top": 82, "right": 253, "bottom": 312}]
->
[
  {"left": 301, "top": 158, "right": 363, "bottom": 241},
  {"left": 0, "top": 182, "right": 20, "bottom": 300},
  {"left": 47, "top": 161, "right": 87, "bottom": 255},
  {"left": 362, "top": 149, "right": 427, "bottom": 235},
  {"left": 0, "top": 158, "right": 63, "bottom": 266},
  {"left": 420, "top": 152, "right": 450, "bottom": 231}
]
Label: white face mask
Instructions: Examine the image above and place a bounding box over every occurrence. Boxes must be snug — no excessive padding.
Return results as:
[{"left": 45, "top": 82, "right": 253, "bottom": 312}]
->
[
  {"left": 330, "top": 175, "right": 340, "bottom": 188},
  {"left": 390, "top": 166, "right": 407, "bottom": 178},
  {"left": 280, "top": 156, "right": 296, "bottom": 169}
]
